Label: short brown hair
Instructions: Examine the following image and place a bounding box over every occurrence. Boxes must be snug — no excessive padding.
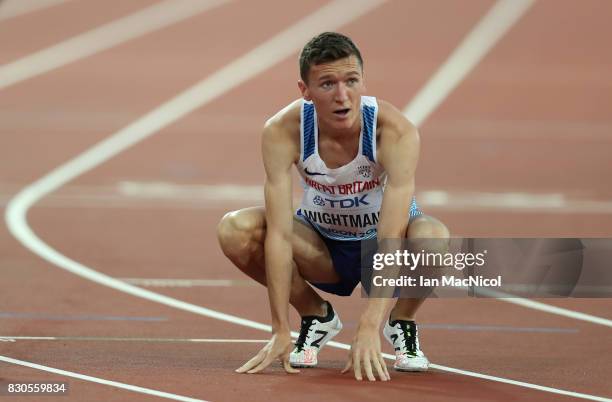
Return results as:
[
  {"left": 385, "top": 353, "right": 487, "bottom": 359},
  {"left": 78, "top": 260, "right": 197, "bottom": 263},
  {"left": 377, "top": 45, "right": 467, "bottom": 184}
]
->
[{"left": 299, "top": 32, "right": 363, "bottom": 83}]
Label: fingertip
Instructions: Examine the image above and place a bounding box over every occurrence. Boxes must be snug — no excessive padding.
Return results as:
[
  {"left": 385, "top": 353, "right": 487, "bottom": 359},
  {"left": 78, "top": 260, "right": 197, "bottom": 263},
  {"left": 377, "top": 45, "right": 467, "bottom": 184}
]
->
[{"left": 285, "top": 366, "right": 300, "bottom": 374}]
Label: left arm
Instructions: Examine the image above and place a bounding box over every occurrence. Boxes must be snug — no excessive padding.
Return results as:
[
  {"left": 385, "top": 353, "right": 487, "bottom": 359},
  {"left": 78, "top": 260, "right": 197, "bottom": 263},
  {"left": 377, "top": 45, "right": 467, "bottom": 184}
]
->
[
  {"left": 342, "top": 103, "right": 420, "bottom": 382},
  {"left": 360, "top": 114, "right": 420, "bottom": 327}
]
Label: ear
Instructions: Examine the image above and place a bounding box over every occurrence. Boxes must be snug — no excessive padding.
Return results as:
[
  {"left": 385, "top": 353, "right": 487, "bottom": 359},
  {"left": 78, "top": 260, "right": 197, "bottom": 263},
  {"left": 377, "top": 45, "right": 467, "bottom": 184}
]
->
[{"left": 298, "top": 80, "right": 311, "bottom": 101}]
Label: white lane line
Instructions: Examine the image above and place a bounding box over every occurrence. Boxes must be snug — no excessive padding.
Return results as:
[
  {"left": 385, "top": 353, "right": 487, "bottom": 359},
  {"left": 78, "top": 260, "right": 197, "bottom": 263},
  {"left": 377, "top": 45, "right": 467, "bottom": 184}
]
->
[
  {"left": 120, "top": 278, "right": 257, "bottom": 287},
  {"left": 403, "top": 0, "right": 535, "bottom": 126},
  {"left": 4, "top": 0, "right": 611, "bottom": 399},
  {"left": 426, "top": 363, "right": 611, "bottom": 402},
  {"left": 5, "top": 182, "right": 612, "bottom": 213},
  {"left": 0, "top": 336, "right": 268, "bottom": 343},
  {"left": 475, "top": 288, "right": 612, "bottom": 328},
  {"left": 418, "top": 190, "right": 612, "bottom": 213},
  {"left": 117, "top": 181, "right": 264, "bottom": 202},
  {"left": 0, "top": 355, "right": 207, "bottom": 402},
  {"left": 0, "top": 0, "right": 67, "bottom": 21},
  {"left": 500, "top": 299, "right": 612, "bottom": 328},
  {"left": 0, "top": 0, "right": 227, "bottom": 90}
]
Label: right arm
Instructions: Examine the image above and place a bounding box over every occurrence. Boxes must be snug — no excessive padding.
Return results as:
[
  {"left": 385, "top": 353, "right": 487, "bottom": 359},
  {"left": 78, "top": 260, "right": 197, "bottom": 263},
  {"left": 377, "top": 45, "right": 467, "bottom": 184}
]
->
[
  {"left": 262, "top": 120, "right": 297, "bottom": 335},
  {"left": 235, "top": 109, "right": 301, "bottom": 374}
]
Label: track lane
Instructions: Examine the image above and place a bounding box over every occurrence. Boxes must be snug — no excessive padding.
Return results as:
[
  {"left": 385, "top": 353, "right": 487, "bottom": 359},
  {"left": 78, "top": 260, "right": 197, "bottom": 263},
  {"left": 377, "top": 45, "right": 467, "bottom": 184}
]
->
[
  {"left": 2, "top": 0, "right": 608, "bottom": 400},
  {"left": 0, "top": 0, "right": 158, "bottom": 65}
]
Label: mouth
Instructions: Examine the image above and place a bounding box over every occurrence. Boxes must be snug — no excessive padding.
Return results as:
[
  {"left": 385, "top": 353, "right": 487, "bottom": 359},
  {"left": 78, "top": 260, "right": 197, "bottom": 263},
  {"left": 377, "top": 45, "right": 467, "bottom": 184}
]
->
[{"left": 333, "top": 108, "right": 350, "bottom": 117}]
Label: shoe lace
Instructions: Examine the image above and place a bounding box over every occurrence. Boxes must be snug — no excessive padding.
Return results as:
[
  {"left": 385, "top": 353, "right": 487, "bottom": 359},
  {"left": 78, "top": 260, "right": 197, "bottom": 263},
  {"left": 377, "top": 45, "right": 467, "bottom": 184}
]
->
[
  {"left": 295, "top": 318, "right": 315, "bottom": 352},
  {"left": 399, "top": 321, "right": 418, "bottom": 356}
]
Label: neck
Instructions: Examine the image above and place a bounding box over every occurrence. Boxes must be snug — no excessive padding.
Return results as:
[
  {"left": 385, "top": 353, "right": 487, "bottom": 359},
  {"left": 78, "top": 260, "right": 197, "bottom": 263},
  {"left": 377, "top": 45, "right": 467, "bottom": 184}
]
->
[{"left": 318, "top": 114, "right": 361, "bottom": 142}]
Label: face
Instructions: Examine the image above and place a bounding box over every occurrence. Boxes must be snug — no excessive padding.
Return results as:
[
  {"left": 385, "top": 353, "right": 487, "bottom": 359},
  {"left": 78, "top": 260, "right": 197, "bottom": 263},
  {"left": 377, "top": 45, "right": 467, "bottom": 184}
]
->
[{"left": 298, "top": 56, "right": 366, "bottom": 133}]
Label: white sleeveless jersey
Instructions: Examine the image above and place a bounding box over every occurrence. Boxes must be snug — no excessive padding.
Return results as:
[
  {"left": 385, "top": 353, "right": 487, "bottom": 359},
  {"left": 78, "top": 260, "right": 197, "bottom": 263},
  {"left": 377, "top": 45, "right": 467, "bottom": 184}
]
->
[{"left": 297, "top": 96, "right": 385, "bottom": 241}]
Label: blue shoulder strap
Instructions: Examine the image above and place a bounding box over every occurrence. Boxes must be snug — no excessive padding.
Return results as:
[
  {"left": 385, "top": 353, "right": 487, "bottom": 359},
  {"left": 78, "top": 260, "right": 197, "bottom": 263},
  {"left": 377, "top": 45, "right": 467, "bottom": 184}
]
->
[
  {"left": 361, "top": 103, "right": 376, "bottom": 162},
  {"left": 302, "top": 102, "right": 316, "bottom": 161}
]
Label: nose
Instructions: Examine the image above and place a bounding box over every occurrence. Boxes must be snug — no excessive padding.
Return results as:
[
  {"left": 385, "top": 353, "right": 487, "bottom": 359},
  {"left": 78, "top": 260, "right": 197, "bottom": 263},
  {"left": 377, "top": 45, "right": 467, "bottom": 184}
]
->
[{"left": 335, "top": 82, "right": 349, "bottom": 102}]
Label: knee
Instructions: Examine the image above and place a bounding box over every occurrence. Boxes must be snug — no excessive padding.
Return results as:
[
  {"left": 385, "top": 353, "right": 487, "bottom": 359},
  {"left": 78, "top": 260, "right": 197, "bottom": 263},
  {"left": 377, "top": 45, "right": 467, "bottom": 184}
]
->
[
  {"left": 216, "top": 209, "right": 263, "bottom": 259},
  {"left": 408, "top": 216, "right": 450, "bottom": 254}
]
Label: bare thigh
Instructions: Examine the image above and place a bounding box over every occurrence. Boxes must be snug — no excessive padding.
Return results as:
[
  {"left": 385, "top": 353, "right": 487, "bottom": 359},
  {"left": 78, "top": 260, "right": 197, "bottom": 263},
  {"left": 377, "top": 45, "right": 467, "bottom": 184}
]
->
[{"left": 241, "top": 206, "right": 340, "bottom": 284}]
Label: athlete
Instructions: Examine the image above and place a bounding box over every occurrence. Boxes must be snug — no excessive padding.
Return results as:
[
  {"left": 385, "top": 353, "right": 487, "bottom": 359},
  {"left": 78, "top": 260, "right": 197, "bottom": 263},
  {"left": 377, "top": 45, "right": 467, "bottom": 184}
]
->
[{"left": 217, "top": 32, "right": 449, "bottom": 381}]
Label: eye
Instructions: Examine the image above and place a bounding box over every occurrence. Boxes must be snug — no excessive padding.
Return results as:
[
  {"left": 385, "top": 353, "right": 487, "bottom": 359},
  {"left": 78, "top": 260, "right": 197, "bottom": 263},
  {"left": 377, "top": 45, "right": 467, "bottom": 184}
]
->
[
  {"left": 321, "top": 81, "right": 333, "bottom": 89},
  {"left": 347, "top": 77, "right": 359, "bottom": 86}
]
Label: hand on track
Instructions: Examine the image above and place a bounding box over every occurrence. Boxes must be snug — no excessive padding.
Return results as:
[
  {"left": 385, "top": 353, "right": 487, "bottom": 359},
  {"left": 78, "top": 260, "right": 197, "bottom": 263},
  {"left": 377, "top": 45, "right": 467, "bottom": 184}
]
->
[
  {"left": 341, "top": 325, "right": 390, "bottom": 381},
  {"left": 236, "top": 332, "right": 299, "bottom": 374}
]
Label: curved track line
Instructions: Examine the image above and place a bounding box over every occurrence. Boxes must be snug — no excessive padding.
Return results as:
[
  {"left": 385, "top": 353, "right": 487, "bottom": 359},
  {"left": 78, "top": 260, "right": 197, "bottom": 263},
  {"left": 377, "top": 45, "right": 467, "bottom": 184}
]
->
[
  {"left": 0, "top": 355, "right": 207, "bottom": 402},
  {"left": 4, "top": 0, "right": 611, "bottom": 401},
  {"left": 4, "top": 0, "right": 386, "bottom": 334}
]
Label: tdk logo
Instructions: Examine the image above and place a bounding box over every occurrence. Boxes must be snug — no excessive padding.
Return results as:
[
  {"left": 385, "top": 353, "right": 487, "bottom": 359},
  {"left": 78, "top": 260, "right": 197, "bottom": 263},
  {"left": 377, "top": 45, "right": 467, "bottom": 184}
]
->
[
  {"left": 313, "top": 195, "right": 326, "bottom": 206},
  {"left": 313, "top": 194, "right": 369, "bottom": 208}
]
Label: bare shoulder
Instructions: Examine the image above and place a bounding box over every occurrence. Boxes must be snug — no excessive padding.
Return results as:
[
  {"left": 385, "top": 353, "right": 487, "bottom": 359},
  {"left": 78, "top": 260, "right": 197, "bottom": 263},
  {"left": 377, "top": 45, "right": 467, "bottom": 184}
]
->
[
  {"left": 375, "top": 99, "right": 420, "bottom": 172},
  {"left": 376, "top": 99, "right": 420, "bottom": 147},
  {"left": 261, "top": 99, "right": 302, "bottom": 166}
]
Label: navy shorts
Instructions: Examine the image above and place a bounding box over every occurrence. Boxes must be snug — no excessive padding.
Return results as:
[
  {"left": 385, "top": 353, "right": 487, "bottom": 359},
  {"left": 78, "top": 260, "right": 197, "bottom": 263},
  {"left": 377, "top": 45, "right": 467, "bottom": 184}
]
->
[{"left": 297, "top": 199, "right": 423, "bottom": 296}]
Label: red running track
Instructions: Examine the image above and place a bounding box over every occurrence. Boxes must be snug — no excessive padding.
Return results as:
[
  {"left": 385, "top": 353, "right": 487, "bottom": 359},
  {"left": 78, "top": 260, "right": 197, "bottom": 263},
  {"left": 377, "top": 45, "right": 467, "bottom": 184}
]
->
[{"left": 1, "top": 1, "right": 611, "bottom": 401}]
